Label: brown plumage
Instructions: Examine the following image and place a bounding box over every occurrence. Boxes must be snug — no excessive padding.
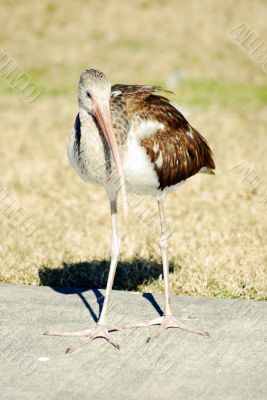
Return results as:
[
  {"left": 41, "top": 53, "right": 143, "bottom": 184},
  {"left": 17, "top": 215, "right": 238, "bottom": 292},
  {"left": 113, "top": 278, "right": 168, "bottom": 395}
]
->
[{"left": 111, "top": 84, "right": 215, "bottom": 190}]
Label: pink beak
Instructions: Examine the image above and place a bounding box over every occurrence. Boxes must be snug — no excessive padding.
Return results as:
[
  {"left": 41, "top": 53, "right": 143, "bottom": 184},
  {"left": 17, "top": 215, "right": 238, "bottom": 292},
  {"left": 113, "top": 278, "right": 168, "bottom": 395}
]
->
[{"left": 93, "top": 98, "right": 128, "bottom": 218}]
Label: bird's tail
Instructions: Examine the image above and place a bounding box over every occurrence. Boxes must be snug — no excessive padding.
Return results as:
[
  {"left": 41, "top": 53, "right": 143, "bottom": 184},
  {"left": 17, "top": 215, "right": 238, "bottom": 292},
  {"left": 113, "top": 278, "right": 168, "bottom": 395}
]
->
[{"left": 199, "top": 166, "right": 215, "bottom": 175}]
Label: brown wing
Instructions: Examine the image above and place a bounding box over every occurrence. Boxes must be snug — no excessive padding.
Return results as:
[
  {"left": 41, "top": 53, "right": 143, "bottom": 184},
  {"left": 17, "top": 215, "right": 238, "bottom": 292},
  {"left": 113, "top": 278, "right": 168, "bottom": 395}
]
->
[
  {"left": 142, "top": 120, "right": 215, "bottom": 189},
  {"left": 111, "top": 85, "right": 215, "bottom": 189}
]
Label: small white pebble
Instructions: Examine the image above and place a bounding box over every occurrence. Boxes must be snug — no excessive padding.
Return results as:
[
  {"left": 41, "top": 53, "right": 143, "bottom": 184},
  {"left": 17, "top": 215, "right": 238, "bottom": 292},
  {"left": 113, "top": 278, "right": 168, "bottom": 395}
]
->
[{"left": 38, "top": 356, "right": 50, "bottom": 362}]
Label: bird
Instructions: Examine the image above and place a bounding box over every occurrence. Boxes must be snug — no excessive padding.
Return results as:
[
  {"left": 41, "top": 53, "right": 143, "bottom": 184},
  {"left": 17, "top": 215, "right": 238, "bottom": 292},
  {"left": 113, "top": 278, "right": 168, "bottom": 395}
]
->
[{"left": 44, "top": 68, "right": 215, "bottom": 353}]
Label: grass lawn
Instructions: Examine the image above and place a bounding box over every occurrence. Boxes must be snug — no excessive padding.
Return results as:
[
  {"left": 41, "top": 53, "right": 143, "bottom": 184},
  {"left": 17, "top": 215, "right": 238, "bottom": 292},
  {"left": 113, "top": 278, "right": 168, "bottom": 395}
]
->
[{"left": 0, "top": 0, "right": 266, "bottom": 300}]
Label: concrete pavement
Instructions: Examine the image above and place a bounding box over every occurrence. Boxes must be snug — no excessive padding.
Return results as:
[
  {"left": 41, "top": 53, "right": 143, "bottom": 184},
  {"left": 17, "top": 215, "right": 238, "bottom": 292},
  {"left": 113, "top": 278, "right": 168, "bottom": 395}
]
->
[{"left": 0, "top": 284, "right": 266, "bottom": 400}]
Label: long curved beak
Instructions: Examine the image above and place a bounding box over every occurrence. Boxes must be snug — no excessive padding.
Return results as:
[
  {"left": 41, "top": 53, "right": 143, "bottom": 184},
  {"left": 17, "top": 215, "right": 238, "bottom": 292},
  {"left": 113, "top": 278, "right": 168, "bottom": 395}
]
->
[{"left": 93, "top": 98, "right": 128, "bottom": 218}]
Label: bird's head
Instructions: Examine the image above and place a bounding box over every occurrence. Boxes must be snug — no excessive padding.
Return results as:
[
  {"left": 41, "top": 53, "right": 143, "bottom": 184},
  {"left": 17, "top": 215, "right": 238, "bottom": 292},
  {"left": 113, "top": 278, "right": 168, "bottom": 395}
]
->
[
  {"left": 78, "top": 68, "right": 111, "bottom": 113},
  {"left": 78, "top": 68, "right": 128, "bottom": 218}
]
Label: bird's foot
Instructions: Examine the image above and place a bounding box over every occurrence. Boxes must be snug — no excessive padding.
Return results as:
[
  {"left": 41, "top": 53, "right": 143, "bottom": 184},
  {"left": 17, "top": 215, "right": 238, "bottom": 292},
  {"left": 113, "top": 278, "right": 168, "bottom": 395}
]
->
[
  {"left": 43, "top": 323, "right": 121, "bottom": 353},
  {"left": 146, "top": 314, "right": 209, "bottom": 343},
  {"left": 122, "top": 315, "right": 209, "bottom": 342}
]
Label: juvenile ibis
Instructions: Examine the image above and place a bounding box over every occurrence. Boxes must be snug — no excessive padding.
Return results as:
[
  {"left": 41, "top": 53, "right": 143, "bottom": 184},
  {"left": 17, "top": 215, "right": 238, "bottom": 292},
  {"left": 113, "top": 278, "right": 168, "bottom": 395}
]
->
[{"left": 44, "top": 69, "right": 215, "bottom": 352}]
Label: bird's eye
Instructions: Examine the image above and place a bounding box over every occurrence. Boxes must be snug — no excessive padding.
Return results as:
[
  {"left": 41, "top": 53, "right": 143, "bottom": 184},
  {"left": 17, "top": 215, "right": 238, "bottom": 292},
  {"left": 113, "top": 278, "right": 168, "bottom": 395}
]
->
[{"left": 86, "top": 91, "right": 91, "bottom": 98}]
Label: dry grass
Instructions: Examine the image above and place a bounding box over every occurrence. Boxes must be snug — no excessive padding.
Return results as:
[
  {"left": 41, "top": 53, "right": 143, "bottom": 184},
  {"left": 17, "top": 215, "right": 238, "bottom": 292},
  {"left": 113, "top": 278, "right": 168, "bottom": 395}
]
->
[{"left": 0, "top": 0, "right": 266, "bottom": 299}]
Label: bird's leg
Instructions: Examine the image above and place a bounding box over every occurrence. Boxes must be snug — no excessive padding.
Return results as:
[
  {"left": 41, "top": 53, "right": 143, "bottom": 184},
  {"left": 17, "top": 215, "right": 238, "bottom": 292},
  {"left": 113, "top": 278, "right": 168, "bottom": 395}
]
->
[
  {"left": 146, "top": 197, "right": 209, "bottom": 342},
  {"left": 44, "top": 198, "right": 122, "bottom": 352},
  {"left": 122, "top": 197, "right": 209, "bottom": 341}
]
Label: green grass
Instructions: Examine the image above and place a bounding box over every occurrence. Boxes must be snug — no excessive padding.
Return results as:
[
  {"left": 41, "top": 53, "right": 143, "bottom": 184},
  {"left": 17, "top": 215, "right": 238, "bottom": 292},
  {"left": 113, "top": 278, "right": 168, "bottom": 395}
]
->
[
  {"left": 1, "top": 77, "right": 267, "bottom": 110},
  {"left": 177, "top": 80, "right": 267, "bottom": 109}
]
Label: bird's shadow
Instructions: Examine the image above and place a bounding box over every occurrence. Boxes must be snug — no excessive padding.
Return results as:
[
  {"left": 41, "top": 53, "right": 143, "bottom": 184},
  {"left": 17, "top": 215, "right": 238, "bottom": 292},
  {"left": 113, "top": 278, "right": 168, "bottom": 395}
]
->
[{"left": 39, "top": 258, "right": 174, "bottom": 321}]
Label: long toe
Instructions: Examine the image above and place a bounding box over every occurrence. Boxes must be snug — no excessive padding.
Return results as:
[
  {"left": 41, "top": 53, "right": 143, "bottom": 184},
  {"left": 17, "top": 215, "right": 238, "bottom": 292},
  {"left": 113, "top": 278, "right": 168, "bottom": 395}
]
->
[
  {"left": 43, "top": 328, "right": 93, "bottom": 337},
  {"left": 43, "top": 324, "right": 122, "bottom": 337}
]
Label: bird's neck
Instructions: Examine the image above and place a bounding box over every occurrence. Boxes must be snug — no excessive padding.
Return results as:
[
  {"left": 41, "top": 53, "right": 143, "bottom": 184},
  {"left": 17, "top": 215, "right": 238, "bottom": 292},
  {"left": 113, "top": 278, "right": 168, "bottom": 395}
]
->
[{"left": 78, "top": 107, "right": 95, "bottom": 129}]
